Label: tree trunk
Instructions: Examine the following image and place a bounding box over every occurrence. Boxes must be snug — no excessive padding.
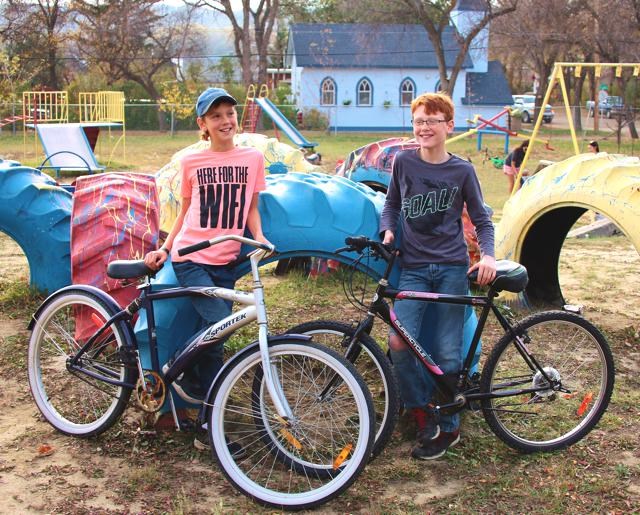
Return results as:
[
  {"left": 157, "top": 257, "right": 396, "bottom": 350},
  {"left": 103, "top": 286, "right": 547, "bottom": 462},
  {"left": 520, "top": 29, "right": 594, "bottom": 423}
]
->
[
  {"left": 47, "top": 45, "right": 59, "bottom": 90},
  {"left": 572, "top": 69, "right": 586, "bottom": 131},
  {"left": 535, "top": 62, "right": 552, "bottom": 123},
  {"left": 156, "top": 106, "right": 167, "bottom": 132}
]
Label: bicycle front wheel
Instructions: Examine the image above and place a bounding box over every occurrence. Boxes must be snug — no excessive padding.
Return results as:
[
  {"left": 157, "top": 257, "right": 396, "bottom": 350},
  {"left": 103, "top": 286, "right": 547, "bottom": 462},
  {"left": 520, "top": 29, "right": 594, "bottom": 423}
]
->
[
  {"left": 287, "top": 320, "right": 400, "bottom": 459},
  {"left": 481, "top": 311, "right": 614, "bottom": 453},
  {"left": 208, "top": 340, "right": 374, "bottom": 510},
  {"left": 28, "top": 289, "right": 135, "bottom": 437}
]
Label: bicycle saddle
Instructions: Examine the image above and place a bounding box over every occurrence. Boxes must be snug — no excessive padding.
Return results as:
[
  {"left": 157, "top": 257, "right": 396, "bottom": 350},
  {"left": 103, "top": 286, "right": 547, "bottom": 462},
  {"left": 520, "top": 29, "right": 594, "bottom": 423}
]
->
[
  {"left": 469, "top": 260, "right": 528, "bottom": 293},
  {"left": 107, "top": 259, "right": 155, "bottom": 279}
]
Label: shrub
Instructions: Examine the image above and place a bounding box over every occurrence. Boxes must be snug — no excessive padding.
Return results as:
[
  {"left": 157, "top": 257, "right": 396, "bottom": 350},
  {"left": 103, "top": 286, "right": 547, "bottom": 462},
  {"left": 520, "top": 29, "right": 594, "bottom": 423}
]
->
[{"left": 303, "top": 108, "right": 329, "bottom": 130}]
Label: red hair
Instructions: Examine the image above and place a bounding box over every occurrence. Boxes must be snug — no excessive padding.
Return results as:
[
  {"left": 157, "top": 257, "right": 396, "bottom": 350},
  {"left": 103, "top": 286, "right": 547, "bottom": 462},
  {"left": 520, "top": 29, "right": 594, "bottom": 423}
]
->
[{"left": 411, "top": 92, "right": 455, "bottom": 121}]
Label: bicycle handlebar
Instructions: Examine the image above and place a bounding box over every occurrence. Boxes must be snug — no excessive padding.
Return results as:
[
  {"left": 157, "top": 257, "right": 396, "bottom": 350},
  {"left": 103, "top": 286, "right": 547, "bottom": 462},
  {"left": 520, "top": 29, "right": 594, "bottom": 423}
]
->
[
  {"left": 178, "top": 235, "right": 275, "bottom": 257},
  {"left": 337, "top": 236, "right": 395, "bottom": 263}
]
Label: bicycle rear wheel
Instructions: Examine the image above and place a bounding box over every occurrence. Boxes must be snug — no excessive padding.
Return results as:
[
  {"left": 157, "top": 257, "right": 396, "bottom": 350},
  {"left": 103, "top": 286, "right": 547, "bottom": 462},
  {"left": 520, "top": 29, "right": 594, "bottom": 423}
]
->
[
  {"left": 287, "top": 320, "right": 399, "bottom": 459},
  {"left": 28, "top": 289, "right": 135, "bottom": 437},
  {"left": 481, "top": 311, "right": 614, "bottom": 453},
  {"left": 208, "top": 340, "right": 374, "bottom": 510}
]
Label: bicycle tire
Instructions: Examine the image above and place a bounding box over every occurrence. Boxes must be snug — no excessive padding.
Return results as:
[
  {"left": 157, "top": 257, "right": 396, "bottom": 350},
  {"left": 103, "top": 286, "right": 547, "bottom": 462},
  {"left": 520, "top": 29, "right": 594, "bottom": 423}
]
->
[
  {"left": 286, "top": 319, "right": 400, "bottom": 459},
  {"left": 28, "top": 289, "right": 135, "bottom": 437},
  {"left": 207, "top": 340, "right": 374, "bottom": 510},
  {"left": 480, "top": 310, "right": 614, "bottom": 453}
]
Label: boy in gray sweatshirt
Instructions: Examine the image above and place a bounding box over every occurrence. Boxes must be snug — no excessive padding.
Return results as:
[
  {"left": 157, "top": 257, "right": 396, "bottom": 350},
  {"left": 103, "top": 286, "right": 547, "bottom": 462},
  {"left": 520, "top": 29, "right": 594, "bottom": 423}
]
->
[{"left": 380, "top": 92, "right": 496, "bottom": 460}]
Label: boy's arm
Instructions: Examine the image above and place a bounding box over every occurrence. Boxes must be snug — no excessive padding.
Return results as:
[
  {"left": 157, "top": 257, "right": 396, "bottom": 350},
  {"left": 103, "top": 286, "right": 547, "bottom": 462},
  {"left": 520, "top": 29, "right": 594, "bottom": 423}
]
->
[
  {"left": 464, "top": 169, "right": 496, "bottom": 285},
  {"left": 246, "top": 192, "right": 271, "bottom": 246},
  {"left": 144, "top": 196, "right": 190, "bottom": 270},
  {"left": 380, "top": 163, "right": 402, "bottom": 245}
]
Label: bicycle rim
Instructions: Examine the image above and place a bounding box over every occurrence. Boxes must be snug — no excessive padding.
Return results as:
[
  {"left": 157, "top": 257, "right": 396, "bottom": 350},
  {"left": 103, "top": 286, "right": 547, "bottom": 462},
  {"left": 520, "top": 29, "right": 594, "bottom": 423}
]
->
[
  {"left": 481, "top": 312, "right": 614, "bottom": 452},
  {"left": 209, "top": 341, "right": 374, "bottom": 510},
  {"left": 28, "top": 291, "right": 133, "bottom": 437}
]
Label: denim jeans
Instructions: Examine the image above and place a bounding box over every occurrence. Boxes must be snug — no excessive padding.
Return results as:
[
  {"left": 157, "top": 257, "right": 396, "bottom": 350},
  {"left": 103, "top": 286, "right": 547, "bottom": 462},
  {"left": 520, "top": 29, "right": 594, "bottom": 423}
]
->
[
  {"left": 389, "top": 263, "right": 468, "bottom": 432},
  {"left": 172, "top": 260, "right": 236, "bottom": 391}
]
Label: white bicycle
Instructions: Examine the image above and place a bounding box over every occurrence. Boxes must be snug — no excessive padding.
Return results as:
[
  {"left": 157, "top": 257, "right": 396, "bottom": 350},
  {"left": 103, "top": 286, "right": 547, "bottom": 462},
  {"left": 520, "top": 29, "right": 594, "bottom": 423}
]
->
[{"left": 27, "top": 235, "right": 375, "bottom": 510}]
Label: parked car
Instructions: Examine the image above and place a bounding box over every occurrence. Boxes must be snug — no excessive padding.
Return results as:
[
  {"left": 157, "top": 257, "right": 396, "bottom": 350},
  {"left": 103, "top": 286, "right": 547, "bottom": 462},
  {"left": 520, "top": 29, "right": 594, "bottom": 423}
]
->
[
  {"left": 585, "top": 96, "right": 625, "bottom": 118},
  {"left": 511, "top": 94, "right": 554, "bottom": 123}
]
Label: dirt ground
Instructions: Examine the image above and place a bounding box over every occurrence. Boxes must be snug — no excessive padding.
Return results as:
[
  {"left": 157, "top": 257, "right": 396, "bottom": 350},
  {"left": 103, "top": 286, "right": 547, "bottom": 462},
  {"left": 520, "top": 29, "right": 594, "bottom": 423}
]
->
[{"left": 0, "top": 231, "right": 639, "bottom": 513}]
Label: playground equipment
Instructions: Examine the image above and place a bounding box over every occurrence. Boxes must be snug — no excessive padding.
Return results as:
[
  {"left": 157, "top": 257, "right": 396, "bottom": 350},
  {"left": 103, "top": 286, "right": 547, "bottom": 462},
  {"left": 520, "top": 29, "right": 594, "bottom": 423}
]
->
[
  {"left": 0, "top": 115, "right": 31, "bottom": 129},
  {"left": 512, "top": 62, "right": 640, "bottom": 195},
  {"left": 78, "top": 91, "right": 126, "bottom": 164},
  {"left": 21, "top": 90, "right": 126, "bottom": 168},
  {"left": 35, "top": 124, "right": 105, "bottom": 177},
  {"left": 71, "top": 173, "right": 160, "bottom": 310},
  {"left": 241, "top": 84, "right": 317, "bottom": 149},
  {"left": 239, "top": 84, "right": 266, "bottom": 133},
  {"left": 496, "top": 152, "right": 640, "bottom": 306},
  {"left": 337, "top": 137, "right": 418, "bottom": 191},
  {"left": 462, "top": 108, "right": 517, "bottom": 155},
  {"left": 0, "top": 160, "right": 71, "bottom": 293},
  {"left": 22, "top": 91, "right": 69, "bottom": 155}
]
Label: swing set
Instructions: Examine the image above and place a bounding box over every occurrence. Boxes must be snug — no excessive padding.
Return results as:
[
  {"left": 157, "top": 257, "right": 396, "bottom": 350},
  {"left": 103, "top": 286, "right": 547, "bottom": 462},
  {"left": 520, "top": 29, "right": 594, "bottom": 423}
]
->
[{"left": 511, "top": 61, "right": 640, "bottom": 196}]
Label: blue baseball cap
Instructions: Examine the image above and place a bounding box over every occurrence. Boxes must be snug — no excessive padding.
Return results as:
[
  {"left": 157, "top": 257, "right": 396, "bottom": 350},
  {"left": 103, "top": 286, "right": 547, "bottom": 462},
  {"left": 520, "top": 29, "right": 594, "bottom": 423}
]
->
[{"left": 196, "top": 87, "right": 237, "bottom": 117}]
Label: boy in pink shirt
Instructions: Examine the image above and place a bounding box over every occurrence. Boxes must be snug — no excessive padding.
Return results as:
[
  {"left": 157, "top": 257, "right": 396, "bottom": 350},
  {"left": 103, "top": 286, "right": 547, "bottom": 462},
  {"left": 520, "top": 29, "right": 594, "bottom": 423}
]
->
[{"left": 145, "top": 88, "right": 270, "bottom": 407}]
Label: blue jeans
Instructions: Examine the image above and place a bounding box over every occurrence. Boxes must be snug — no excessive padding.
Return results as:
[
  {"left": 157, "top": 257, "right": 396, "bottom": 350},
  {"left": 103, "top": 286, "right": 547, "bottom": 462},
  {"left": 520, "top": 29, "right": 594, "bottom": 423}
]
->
[
  {"left": 389, "top": 263, "right": 468, "bottom": 433},
  {"left": 172, "top": 260, "right": 236, "bottom": 391}
]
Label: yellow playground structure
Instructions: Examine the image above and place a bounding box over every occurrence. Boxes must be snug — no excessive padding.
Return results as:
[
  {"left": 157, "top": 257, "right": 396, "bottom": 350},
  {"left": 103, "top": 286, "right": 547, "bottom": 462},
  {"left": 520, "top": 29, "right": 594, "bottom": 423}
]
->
[
  {"left": 22, "top": 90, "right": 126, "bottom": 166},
  {"left": 78, "top": 91, "right": 126, "bottom": 163},
  {"left": 496, "top": 62, "right": 640, "bottom": 307}
]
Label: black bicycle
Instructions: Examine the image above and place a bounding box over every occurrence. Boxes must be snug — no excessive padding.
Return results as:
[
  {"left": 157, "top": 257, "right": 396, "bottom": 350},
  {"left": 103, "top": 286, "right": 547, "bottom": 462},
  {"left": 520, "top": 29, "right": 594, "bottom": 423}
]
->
[
  {"left": 289, "top": 236, "right": 615, "bottom": 455},
  {"left": 27, "top": 235, "right": 375, "bottom": 510}
]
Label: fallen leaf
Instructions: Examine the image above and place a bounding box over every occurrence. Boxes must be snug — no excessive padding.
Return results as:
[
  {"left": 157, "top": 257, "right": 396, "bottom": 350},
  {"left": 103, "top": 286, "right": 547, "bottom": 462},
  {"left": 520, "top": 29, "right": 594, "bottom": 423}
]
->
[{"left": 36, "top": 444, "right": 55, "bottom": 457}]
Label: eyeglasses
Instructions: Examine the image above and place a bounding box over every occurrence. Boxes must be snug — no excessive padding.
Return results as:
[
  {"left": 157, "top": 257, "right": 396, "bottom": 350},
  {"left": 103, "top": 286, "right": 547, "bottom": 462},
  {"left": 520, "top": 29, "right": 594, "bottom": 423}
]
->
[{"left": 412, "top": 118, "right": 448, "bottom": 127}]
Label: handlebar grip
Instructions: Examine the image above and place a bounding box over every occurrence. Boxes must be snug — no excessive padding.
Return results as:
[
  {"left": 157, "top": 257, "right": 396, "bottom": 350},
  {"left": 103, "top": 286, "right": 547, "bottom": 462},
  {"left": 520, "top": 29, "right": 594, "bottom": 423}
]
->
[
  {"left": 259, "top": 243, "right": 275, "bottom": 253},
  {"left": 177, "top": 240, "right": 211, "bottom": 256},
  {"left": 344, "top": 236, "right": 368, "bottom": 247}
]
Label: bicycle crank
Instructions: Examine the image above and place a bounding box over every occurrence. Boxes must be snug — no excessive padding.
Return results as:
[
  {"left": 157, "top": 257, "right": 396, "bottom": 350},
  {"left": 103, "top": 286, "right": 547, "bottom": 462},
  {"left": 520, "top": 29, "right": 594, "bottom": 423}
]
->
[{"left": 135, "top": 371, "right": 166, "bottom": 412}]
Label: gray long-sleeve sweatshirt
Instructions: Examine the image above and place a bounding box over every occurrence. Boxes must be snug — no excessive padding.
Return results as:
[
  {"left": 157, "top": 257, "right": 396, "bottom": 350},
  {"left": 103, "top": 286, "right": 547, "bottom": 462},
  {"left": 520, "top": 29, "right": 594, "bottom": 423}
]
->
[{"left": 380, "top": 150, "right": 495, "bottom": 268}]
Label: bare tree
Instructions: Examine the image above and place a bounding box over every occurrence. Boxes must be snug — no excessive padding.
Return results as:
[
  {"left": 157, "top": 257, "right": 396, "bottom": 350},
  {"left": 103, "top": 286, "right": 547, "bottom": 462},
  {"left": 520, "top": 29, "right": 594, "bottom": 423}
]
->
[
  {"left": 399, "top": 0, "right": 518, "bottom": 95},
  {"left": 492, "top": 0, "right": 583, "bottom": 120},
  {"left": 72, "top": 0, "right": 201, "bottom": 130},
  {"left": 0, "top": 0, "right": 69, "bottom": 89},
  {"left": 189, "top": 0, "right": 279, "bottom": 86}
]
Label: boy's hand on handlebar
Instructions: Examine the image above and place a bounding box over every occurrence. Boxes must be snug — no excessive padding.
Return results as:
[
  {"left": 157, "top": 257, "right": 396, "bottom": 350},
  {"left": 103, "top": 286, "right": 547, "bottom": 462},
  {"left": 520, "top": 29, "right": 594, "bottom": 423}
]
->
[
  {"left": 144, "top": 249, "right": 168, "bottom": 271},
  {"left": 468, "top": 255, "right": 496, "bottom": 286},
  {"left": 254, "top": 234, "right": 275, "bottom": 256},
  {"left": 382, "top": 230, "right": 395, "bottom": 246}
]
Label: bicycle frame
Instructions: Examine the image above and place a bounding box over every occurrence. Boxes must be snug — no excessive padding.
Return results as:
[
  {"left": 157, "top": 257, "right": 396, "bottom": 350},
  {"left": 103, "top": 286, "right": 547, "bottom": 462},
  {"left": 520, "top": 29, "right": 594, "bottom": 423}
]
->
[
  {"left": 346, "top": 245, "right": 559, "bottom": 412},
  {"left": 66, "top": 235, "right": 294, "bottom": 420}
]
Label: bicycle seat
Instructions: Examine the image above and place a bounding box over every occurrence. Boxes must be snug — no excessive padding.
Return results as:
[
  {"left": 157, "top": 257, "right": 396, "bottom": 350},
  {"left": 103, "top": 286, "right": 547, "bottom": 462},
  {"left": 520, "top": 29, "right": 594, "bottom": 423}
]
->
[
  {"left": 107, "top": 260, "right": 155, "bottom": 279},
  {"left": 469, "top": 260, "right": 528, "bottom": 293}
]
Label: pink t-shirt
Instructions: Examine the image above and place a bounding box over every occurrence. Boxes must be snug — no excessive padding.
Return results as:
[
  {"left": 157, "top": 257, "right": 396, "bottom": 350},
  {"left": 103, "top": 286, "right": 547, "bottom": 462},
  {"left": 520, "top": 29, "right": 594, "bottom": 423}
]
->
[{"left": 171, "top": 146, "right": 266, "bottom": 265}]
